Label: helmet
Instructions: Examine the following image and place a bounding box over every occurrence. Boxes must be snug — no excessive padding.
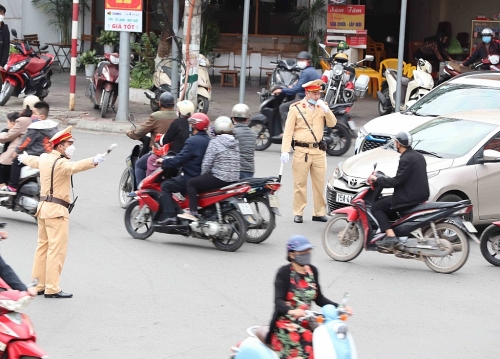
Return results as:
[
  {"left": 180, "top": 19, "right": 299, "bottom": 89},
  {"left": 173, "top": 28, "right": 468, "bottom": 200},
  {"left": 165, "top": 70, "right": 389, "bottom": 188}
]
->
[
  {"left": 286, "top": 235, "right": 314, "bottom": 252},
  {"left": 334, "top": 52, "right": 349, "bottom": 63},
  {"left": 188, "top": 113, "right": 210, "bottom": 131},
  {"left": 213, "top": 116, "right": 233, "bottom": 134},
  {"left": 395, "top": 131, "right": 412, "bottom": 147},
  {"left": 481, "top": 28, "right": 494, "bottom": 37},
  {"left": 231, "top": 103, "right": 250, "bottom": 119},
  {"left": 159, "top": 92, "right": 174, "bottom": 108},
  {"left": 23, "top": 95, "right": 40, "bottom": 111},
  {"left": 337, "top": 40, "right": 349, "bottom": 52},
  {"left": 177, "top": 100, "right": 195, "bottom": 117},
  {"left": 297, "top": 51, "right": 312, "bottom": 60}
]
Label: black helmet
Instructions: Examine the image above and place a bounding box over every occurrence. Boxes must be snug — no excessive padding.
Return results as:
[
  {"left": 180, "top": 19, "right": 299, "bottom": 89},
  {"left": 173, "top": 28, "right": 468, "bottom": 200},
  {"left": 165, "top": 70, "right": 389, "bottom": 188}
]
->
[
  {"left": 395, "top": 131, "right": 412, "bottom": 147},
  {"left": 159, "top": 92, "right": 175, "bottom": 108},
  {"left": 0, "top": 5, "right": 6, "bottom": 13},
  {"left": 297, "top": 51, "right": 312, "bottom": 60}
]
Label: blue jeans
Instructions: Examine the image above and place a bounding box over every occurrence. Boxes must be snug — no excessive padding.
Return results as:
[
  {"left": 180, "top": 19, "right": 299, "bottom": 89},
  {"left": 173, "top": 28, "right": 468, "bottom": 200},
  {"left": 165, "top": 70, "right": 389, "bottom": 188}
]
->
[
  {"left": 135, "top": 152, "right": 150, "bottom": 187},
  {"left": 240, "top": 171, "right": 254, "bottom": 180}
]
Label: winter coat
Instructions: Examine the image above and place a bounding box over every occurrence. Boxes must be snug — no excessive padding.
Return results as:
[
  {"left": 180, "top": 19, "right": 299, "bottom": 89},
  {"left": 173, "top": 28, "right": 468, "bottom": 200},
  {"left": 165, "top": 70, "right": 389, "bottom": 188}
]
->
[
  {"left": 16, "top": 120, "right": 59, "bottom": 156},
  {"left": 463, "top": 40, "right": 500, "bottom": 68},
  {"left": 0, "top": 116, "right": 32, "bottom": 165},
  {"left": 160, "top": 117, "right": 190, "bottom": 154},
  {"left": 126, "top": 109, "right": 176, "bottom": 149},
  {"left": 0, "top": 23, "right": 10, "bottom": 67},
  {"left": 201, "top": 134, "right": 240, "bottom": 182},
  {"left": 233, "top": 123, "right": 256, "bottom": 173},
  {"left": 281, "top": 65, "right": 320, "bottom": 99}
]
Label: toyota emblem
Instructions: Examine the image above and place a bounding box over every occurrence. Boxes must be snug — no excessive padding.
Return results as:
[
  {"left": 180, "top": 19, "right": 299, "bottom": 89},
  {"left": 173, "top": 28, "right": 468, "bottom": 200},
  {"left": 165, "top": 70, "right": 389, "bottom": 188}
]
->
[{"left": 348, "top": 177, "right": 358, "bottom": 187}]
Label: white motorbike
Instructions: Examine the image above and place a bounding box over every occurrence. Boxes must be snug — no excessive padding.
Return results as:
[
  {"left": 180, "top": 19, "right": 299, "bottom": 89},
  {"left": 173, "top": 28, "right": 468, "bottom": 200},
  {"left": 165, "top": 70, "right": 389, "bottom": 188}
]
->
[
  {"left": 0, "top": 166, "right": 40, "bottom": 217},
  {"left": 377, "top": 58, "right": 434, "bottom": 116}
]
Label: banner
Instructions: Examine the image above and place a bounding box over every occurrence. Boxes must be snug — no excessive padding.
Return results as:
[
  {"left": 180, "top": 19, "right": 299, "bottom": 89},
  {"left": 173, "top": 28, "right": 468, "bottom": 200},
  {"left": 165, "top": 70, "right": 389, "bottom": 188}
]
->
[
  {"left": 327, "top": 5, "right": 365, "bottom": 31},
  {"left": 326, "top": 29, "right": 367, "bottom": 49},
  {"left": 105, "top": 0, "right": 143, "bottom": 32},
  {"left": 105, "top": 0, "right": 143, "bottom": 11}
]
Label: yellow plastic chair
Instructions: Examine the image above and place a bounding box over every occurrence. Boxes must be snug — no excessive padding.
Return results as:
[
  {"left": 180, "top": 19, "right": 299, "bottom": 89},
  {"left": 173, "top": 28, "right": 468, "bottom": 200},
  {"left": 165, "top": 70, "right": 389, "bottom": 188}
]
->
[
  {"left": 404, "top": 64, "right": 416, "bottom": 78},
  {"left": 355, "top": 67, "right": 380, "bottom": 98}
]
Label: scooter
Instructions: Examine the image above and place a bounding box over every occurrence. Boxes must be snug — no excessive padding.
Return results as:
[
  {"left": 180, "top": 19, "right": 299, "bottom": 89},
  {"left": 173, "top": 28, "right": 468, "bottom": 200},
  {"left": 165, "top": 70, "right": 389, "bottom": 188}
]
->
[
  {"left": 0, "top": 29, "right": 54, "bottom": 106},
  {"left": 377, "top": 58, "right": 434, "bottom": 116},
  {"left": 0, "top": 166, "right": 40, "bottom": 218},
  {"left": 258, "top": 58, "right": 300, "bottom": 103},
  {"left": 144, "top": 54, "right": 213, "bottom": 114},
  {"left": 479, "top": 222, "right": 500, "bottom": 266},
  {"left": 439, "top": 55, "right": 500, "bottom": 84},
  {"left": 230, "top": 294, "right": 356, "bottom": 359}
]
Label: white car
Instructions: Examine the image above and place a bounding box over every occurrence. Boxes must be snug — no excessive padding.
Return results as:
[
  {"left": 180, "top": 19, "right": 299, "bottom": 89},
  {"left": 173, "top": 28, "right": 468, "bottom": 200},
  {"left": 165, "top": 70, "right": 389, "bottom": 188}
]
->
[{"left": 355, "top": 72, "right": 500, "bottom": 154}]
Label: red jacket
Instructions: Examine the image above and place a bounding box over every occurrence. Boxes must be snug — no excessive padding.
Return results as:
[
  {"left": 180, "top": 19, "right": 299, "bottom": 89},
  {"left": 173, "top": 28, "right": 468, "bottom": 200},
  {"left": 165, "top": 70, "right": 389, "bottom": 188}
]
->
[{"left": 463, "top": 40, "right": 500, "bottom": 68}]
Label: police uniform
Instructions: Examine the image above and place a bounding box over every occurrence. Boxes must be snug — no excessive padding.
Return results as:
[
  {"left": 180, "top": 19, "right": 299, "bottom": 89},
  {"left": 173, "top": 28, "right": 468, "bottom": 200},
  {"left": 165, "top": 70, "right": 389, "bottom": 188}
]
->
[
  {"left": 281, "top": 80, "right": 336, "bottom": 221},
  {"left": 21, "top": 126, "right": 99, "bottom": 297}
]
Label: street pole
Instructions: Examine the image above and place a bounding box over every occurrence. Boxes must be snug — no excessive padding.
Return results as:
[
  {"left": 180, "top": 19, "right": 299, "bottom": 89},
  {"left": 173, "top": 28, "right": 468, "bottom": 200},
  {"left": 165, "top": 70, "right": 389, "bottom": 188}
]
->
[
  {"left": 395, "top": 0, "right": 407, "bottom": 112},
  {"left": 171, "top": 0, "right": 180, "bottom": 104},
  {"left": 116, "top": 31, "right": 131, "bottom": 121},
  {"left": 69, "top": 0, "right": 79, "bottom": 111},
  {"left": 180, "top": 0, "right": 200, "bottom": 105},
  {"left": 239, "top": 0, "right": 251, "bottom": 103}
]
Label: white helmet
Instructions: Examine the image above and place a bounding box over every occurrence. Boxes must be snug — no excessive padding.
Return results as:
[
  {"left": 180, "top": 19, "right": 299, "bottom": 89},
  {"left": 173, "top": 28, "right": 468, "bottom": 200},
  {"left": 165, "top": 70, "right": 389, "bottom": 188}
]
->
[
  {"left": 481, "top": 28, "right": 494, "bottom": 37},
  {"left": 23, "top": 95, "right": 40, "bottom": 111},
  {"left": 231, "top": 103, "right": 250, "bottom": 119},
  {"left": 177, "top": 100, "right": 195, "bottom": 117},
  {"left": 214, "top": 116, "right": 233, "bottom": 134}
]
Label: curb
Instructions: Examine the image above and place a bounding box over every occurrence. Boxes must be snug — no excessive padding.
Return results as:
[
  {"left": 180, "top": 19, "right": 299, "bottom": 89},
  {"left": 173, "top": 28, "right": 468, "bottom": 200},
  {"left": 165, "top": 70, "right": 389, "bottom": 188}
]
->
[{"left": 70, "top": 118, "right": 132, "bottom": 133}]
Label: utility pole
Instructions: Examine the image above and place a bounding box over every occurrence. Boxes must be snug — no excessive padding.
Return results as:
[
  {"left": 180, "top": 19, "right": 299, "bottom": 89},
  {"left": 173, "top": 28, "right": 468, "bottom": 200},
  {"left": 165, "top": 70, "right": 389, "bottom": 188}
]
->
[
  {"left": 171, "top": 0, "right": 180, "bottom": 104},
  {"left": 69, "top": 0, "right": 79, "bottom": 111},
  {"left": 395, "top": 0, "right": 407, "bottom": 113},
  {"left": 239, "top": 0, "right": 250, "bottom": 103},
  {"left": 180, "top": 0, "right": 201, "bottom": 105},
  {"left": 116, "top": 31, "right": 131, "bottom": 121}
]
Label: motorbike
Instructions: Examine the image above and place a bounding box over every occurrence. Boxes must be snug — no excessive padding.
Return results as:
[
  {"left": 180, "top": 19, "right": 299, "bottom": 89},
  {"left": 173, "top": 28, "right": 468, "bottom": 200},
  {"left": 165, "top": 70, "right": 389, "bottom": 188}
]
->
[
  {"left": 0, "top": 276, "right": 47, "bottom": 358},
  {"left": 249, "top": 98, "right": 355, "bottom": 156},
  {"left": 479, "top": 222, "right": 500, "bottom": 266},
  {"left": 0, "top": 29, "right": 54, "bottom": 106},
  {"left": 377, "top": 58, "right": 434, "bottom": 116},
  {"left": 258, "top": 58, "right": 300, "bottom": 103},
  {"left": 230, "top": 294, "right": 356, "bottom": 359},
  {"left": 321, "top": 165, "right": 477, "bottom": 274},
  {"left": 124, "top": 166, "right": 254, "bottom": 252},
  {"left": 144, "top": 54, "right": 213, "bottom": 114},
  {"left": 0, "top": 166, "right": 40, "bottom": 218},
  {"left": 438, "top": 55, "right": 500, "bottom": 84},
  {"left": 318, "top": 43, "right": 373, "bottom": 107}
]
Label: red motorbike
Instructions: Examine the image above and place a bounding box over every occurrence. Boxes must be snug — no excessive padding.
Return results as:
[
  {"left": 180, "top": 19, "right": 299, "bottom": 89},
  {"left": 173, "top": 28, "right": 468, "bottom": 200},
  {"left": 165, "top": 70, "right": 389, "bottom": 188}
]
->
[
  {"left": 85, "top": 53, "right": 120, "bottom": 118},
  {"left": 0, "top": 277, "right": 47, "bottom": 358},
  {"left": 321, "top": 167, "right": 477, "bottom": 274},
  {"left": 479, "top": 222, "right": 500, "bottom": 266},
  {"left": 439, "top": 54, "right": 500, "bottom": 84},
  {"left": 124, "top": 167, "right": 254, "bottom": 252},
  {"left": 0, "top": 29, "right": 54, "bottom": 106}
]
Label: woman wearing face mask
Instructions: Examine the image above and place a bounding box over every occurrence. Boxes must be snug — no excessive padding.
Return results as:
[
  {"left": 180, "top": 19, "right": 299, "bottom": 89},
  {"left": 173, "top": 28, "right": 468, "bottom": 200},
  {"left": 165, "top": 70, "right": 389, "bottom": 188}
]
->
[
  {"left": 264, "top": 235, "right": 342, "bottom": 358},
  {"left": 0, "top": 4, "right": 9, "bottom": 71},
  {"left": 463, "top": 28, "right": 500, "bottom": 70}
]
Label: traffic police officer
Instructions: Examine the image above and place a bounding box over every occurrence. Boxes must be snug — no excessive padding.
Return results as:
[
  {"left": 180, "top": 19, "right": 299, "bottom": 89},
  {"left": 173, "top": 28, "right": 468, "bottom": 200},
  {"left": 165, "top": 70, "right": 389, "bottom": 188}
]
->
[{"left": 280, "top": 79, "right": 336, "bottom": 223}]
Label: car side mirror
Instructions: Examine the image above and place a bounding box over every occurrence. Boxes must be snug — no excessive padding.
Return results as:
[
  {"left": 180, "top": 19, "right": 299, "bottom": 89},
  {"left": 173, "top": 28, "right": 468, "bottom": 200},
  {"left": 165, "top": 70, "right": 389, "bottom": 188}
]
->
[
  {"left": 482, "top": 149, "right": 500, "bottom": 162},
  {"left": 11, "top": 29, "right": 17, "bottom": 38},
  {"left": 365, "top": 55, "right": 374, "bottom": 62}
]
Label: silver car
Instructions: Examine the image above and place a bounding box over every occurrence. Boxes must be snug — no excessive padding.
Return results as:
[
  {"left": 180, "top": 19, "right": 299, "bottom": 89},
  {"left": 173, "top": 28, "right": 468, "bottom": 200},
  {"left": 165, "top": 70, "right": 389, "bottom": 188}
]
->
[{"left": 328, "top": 109, "right": 500, "bottom": 225}]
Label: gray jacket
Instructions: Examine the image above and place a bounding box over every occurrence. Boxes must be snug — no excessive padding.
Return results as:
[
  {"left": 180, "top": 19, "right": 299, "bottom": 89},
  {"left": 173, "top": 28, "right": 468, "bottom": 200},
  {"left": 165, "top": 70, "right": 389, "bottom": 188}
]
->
[
  {"left": 233, "top": 123, "right": 256, "bottom": 173},
  {"left": 201, "top": 134, "right": 240, "bottom": 182}
]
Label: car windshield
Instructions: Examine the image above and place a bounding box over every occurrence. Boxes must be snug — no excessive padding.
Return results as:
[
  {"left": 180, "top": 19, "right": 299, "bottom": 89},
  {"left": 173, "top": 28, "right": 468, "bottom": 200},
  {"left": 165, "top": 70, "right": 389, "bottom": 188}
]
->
[
  {"left": 408, "top": 84, "right": 500, "bottom": 116},
  {"left": 411, "top": 117, "right": 497, "bottom": 158}
]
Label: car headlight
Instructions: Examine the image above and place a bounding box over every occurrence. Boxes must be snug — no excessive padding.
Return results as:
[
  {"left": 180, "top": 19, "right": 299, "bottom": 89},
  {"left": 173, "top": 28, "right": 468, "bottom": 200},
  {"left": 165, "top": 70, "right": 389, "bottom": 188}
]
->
[
  {"left": 357, "top": 126, "right": 368, "bottom": 138},
  {"left": 8, "top": 60, "right": 29, "bottom": 73},
  {"left": 331, "top": 162, "right": 344, "bottom": 182},
  {"left": 427, "top": 170, "right": 440, "bottom": 179},
  {"left": 333, "top": 64, "right": 344, "bottom": 76}
]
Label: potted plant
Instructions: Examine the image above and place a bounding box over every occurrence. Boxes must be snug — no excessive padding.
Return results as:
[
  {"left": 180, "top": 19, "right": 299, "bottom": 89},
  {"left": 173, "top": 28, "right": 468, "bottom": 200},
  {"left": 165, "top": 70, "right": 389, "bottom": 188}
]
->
[
  {"left": 97, "top": 30, "right": 118, "bottom": 54},
  {"left": 79, "top": 50, "right": 99, "bottom": 77}
]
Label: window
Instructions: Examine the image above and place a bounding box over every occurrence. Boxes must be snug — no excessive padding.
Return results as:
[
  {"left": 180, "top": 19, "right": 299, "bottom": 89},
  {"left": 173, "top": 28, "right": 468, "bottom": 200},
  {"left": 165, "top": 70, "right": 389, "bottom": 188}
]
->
[{"left": 484, "top": 133, "right": 500, "bottom": 152}]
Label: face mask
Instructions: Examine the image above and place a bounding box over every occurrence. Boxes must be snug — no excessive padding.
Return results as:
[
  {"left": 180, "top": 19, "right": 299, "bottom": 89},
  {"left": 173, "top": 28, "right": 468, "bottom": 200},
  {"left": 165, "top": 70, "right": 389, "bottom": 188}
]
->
[
  {"left": 483, "top": 36, "right": 492, "bottom": 43},
  {"left": 308, "top": 98, "right": 317, "bottom": 106},
  {"left": 294, "top": 252, "right": 311, "bottom": 266},
  {"left": 31, "top": 115, "right": 39, "bottom": 121},
  {"left": 65, "top": 145, "right": 75, "bottom": 157},
  {"left": 0, "top": 16, "right": 4, "bottom": 23},
  {"left": 297, "top": 61, "right": 308, "bottom": 69}
]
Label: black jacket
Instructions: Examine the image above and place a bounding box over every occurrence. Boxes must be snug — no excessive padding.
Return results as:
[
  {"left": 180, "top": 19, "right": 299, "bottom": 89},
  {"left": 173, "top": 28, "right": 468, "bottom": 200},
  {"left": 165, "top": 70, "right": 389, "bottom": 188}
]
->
[
  {"left": 0, "top": 255, "right": 28, "bottom": 291},
  {"left": 160, "top": 117, "right": 190, "bottom": 154},
  {"left": 463, "top": 40, "right": 500, "bottom": 68},
  {"left": 0, "top": 23, "right": 10, "bottom": 67},
  {"left": 266, "top": 264, "right": 337, "bottom": 344},
  {"left": 377, "top": 147, "right": 430, "bottom": 209}
]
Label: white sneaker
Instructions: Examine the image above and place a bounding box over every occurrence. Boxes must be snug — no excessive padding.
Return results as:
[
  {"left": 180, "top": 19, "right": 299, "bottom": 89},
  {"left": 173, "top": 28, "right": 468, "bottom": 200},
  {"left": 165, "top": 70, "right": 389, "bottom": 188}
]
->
[{"left": 177, "top": 212, "right": 199, "bottom": 222}]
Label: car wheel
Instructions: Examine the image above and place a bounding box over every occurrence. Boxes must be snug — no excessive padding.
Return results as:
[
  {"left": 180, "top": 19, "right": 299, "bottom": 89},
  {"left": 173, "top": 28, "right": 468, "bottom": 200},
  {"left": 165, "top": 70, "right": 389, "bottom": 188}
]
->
[{"left": 438, "top": 193, "right": 471, "bottom": 222}]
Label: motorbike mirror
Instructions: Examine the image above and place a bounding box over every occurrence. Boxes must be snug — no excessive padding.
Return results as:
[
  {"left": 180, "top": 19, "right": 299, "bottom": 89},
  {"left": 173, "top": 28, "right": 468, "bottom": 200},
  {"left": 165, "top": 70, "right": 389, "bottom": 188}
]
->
[
  {"left": 11, "top": 29, "right": 18, "bottom": 38},
  {"left": 128, "top": 114, "right": 135, "bottom": 123},
  {"left": 40, "top": 45, "right": 48, "bottom": 51},
  {"left": 365, "top": 55, "right": 374, "bottom": 62},
  {"left": 373, "top": 162, "right": 378, "bottom": 171},
  {"left": 341, "top": 293, "right": 350, "bottom": 306},
  {"left": 319, "top": 43, "right": 326, "bottom": 49}
]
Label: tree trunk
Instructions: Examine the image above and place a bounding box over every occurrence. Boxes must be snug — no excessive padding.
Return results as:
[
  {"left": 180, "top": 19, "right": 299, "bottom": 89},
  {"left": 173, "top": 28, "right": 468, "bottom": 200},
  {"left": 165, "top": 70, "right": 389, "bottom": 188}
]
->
[
  {"left": 180, "top": 0, "right": 201, "bottom": 103},
  {"left": 156, "top": 0, "right": 185, "bottom": 62}
]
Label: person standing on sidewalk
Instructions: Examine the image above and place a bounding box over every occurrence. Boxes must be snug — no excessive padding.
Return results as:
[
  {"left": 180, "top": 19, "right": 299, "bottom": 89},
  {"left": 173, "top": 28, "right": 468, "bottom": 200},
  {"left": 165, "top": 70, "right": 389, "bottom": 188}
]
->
[
  {"left": 0, "top": 4, "right": 10, "bottom": 70},
  {"left": 19, "top": 126, "right": 107, "bottom": 298},
  {"left": 231, "top": 103, "right": 256, "bottom": 179},
  {"left": 280, "top": 80, "right": 336, "bottom": 224}
]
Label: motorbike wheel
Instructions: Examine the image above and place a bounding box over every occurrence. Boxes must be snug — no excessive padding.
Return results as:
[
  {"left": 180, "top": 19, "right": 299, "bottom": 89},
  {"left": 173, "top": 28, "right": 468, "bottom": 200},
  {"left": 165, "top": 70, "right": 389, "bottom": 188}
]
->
[
  {"left": 197, "top": 95, "right": 209, "bottom": 114},
  {"left": 212, "top": 210, "right": 246, "bottom": 252},
  {"left": 480, "top": 225, "right": 500, "bottom": 266},
  {"left": 251, "top": 122, "right": 272, "bottom": 151},
  {"left": 378, "top": 88, "right": 392, "bottom": 116},
  {"left": 245, "top": 196, "right": 276, "bottom": 244},
  {"left": 326, "top": 125, "right": 351, "bottom": 157},
  {"left": 322, "top": 214, "right": 364, "bottom": 262},
  {"left": 124, "top": 200, "right": 155, "bottom": 240},
  {"left": 423, "top": 222, "right": 470, "bottom": 274},
  {"left": 0, "top": 82, "right": 15, "bottom": 106},
  {"left": 118, "top": 169, "right": 134, "bottom": 209},
  {"left": 100, "top": 91, "right": 111, "bottom": 118}
]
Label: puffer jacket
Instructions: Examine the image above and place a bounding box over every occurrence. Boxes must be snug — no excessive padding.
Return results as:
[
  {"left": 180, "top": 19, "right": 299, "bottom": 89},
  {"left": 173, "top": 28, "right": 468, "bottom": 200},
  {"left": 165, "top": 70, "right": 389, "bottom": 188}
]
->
[
  {"left": 16, "top": 119, "right": 59, "bottom": 156},
  {"left": 233, "top": 123, "right": 256, "bottom": 173},
  {"left": 201, "top": 134, "right": 240, "bottom": 182}
]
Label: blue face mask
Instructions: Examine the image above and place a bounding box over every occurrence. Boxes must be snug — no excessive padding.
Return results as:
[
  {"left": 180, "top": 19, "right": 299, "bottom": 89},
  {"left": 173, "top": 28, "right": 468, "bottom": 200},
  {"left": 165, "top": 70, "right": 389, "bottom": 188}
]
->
[
  {"left": 308, "top": 99, "right": 317, "bottom": 106},
  {"left": 483, "top": 36, "right": 492, "bottom": 44}
]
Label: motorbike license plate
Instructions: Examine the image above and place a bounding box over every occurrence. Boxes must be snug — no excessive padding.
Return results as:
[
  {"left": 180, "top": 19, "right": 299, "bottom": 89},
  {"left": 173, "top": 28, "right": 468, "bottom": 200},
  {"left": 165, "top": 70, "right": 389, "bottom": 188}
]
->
[
  {"left": 336, "top": 192, "right": 354, "bottom": 205},
  {"left": 462, "top": 221, "right": 477, "bottom": 233},
  {"left": 269, "top": 195, "right": 280, "bottom": 208},
  {"left": 238, "top": 202, "right": 254, "bottom": 215},
  {"left": 347, "top": 120, "right": 356, "bottom": 131}
]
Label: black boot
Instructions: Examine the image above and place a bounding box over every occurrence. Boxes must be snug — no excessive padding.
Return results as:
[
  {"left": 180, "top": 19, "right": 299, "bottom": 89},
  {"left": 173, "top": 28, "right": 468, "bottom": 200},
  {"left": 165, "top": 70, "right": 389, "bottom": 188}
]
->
[{"left": 376, "top": 236, "right": 401, "bottom": 250}]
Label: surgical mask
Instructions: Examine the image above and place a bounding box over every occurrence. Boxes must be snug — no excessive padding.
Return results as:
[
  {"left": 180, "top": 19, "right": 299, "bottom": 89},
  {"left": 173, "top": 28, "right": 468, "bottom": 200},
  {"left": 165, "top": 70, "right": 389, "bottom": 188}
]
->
[
  {"left": 308, "top": 98, "right": 317, "bottom": 106},
  {"left": 31, "top": 115, "right": 39, "bottom": 121},
  {"left": 0, "top": 16, "right": 4, "bottom": 23},
  {"left": 65, "top": 145, "right": 75, "bottom": 157},
  {"left": 294, "top": 252, "right": 311, "bottom": 266},
  {"left": 483, "top": 36, "right": 492, "bottom": 43},
  {"left": 297, "top": 61, "right": 308, "bottom": 69}
]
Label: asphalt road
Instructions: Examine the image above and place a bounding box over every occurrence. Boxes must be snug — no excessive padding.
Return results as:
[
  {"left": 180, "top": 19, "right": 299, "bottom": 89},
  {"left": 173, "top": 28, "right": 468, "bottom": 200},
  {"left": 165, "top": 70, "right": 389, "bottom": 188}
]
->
[{"left": 1, "top": 130, "right": 497, "bottom": 359}]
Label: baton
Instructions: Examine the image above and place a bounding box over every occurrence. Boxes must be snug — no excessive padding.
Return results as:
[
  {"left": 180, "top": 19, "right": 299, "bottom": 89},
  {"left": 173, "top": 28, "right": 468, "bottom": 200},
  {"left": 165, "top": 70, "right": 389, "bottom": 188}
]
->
[
  {"left": 278, "top": 162, "right": 284, "bottom": 183},
  {"left": 103, "top": 143, "right": 118, "bottom": 157}
]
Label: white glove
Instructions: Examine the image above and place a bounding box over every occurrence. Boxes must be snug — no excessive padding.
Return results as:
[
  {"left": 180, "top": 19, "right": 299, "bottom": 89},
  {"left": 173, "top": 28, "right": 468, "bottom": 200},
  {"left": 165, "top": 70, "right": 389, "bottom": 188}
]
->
[
  {"left": 316, "top": 99, "right": 329, "bottom": 113},
  {"left": 280, "top": 152, "right": 289, "bottom": 164},
  {"left": 17, "top": 151, "right": 28, "bottom": 164},
  {"left": 93, "top": 153, "right": 106, "bottom": 164}
]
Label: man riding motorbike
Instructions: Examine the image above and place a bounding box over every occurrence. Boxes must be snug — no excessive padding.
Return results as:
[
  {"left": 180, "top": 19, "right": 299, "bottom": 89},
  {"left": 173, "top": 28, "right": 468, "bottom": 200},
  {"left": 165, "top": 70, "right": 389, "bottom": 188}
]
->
[
  {"left": 463, "top": 28, "right": 500, "bottom": 70},
  {"left": 368, "top": 131, "right": 430, "bottom": 250}
]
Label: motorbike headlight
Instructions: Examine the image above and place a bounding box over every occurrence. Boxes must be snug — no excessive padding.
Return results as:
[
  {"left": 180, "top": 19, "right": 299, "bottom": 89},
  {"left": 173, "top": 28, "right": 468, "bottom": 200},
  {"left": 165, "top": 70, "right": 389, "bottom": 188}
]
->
[
  {"left": 490, "top": 55, "right": 500, "bottom": 65},
  {"left": 109, "top": 55, "right": 119, "bottom": 65},
  {"left": 333, "top": 64, "right": 344, "bottom": 76},
  {"left": 198, "top": 58, "right": 207, "bottom": 67},
  {"left": 8, "top": 60, "right": 29, "bottom": 73}
]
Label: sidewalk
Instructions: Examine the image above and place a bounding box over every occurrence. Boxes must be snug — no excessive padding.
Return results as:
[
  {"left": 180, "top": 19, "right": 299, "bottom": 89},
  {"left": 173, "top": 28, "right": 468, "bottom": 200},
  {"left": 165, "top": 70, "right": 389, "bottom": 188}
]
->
[{"left": 0, "top": 72, "right": 380, "bottom": 132}]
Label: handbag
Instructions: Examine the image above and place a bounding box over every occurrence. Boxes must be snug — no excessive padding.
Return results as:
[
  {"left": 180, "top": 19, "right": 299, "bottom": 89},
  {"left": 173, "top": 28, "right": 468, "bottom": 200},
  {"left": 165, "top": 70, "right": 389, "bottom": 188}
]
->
[{"left": 293, "top": 104, "right": 327, "bottom": 152}]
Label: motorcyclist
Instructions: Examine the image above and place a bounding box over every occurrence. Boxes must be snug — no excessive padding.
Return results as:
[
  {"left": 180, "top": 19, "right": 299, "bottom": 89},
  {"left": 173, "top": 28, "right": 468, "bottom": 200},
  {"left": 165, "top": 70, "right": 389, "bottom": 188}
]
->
[
  {"left": 155, "top": 113, "right": 211, "bottom": 225},
  {"left": 272, "top": 51, "right": 320, "bottom": 132},
  {"left": 369, "top": 131, "right": 430, "bottom": 250},
  {"left": 126, "top": 92, "right": 177, "bottom": 186},
  {"left": 159, "top": 100, "right": 195, "bottom": 154},
  {"left": 231, "top": 103, "right": 256, "bottom": 179},
  {"left": 463, "top": 28, "right": 500, "bottom": 70}
]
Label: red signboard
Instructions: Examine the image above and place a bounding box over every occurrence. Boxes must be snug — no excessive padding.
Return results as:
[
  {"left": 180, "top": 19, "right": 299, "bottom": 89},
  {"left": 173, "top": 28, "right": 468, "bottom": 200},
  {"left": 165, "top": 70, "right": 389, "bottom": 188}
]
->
[
  {"left": 105, "top": 0, "right": 143, "bottom": 11},
  {"left": 327, "top": 5, "right": 365, "bottom": 30}
]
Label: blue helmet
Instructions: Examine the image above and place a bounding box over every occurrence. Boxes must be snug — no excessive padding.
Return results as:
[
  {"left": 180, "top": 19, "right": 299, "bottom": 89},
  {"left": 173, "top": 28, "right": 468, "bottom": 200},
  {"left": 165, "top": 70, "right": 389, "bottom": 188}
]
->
[{"left": 287, "top": 235, "right": 314, "bottom": 252}]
